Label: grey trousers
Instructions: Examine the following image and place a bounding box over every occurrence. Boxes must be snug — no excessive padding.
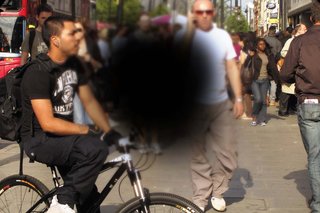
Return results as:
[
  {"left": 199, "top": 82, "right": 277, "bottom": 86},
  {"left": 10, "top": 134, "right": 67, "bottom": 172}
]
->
[{"left": 190, "top": 100, "right": 238, "bottom": 208}]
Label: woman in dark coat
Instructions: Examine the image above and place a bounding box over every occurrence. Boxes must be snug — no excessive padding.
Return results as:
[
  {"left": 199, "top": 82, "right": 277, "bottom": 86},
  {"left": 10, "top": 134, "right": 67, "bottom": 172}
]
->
[{"left": 248, "top": 37, "right": 280, "bottom": 126}]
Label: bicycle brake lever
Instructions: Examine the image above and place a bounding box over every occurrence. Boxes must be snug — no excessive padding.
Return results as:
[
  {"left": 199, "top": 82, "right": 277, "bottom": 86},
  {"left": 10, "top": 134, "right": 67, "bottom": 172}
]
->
[{"left": 119, "top": 137, "right": 135, "bottom": 147}]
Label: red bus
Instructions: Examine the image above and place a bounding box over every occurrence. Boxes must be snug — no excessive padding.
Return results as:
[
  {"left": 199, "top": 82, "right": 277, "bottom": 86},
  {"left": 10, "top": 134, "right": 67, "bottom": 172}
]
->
[
  {"left": 0, "top": 0, "right": 33, "bottom": 78},
  {"left": 0, "top": 0, "right": 90, "bottom": 78}
]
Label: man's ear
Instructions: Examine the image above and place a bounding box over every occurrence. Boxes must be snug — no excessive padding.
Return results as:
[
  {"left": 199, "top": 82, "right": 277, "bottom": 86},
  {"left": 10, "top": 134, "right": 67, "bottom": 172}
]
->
[
  {"left": 52, "top": 36, "right": 60, "bottom": 48},
  {"left": 310, "top": 15, "right": 315, "bottom": 24}
]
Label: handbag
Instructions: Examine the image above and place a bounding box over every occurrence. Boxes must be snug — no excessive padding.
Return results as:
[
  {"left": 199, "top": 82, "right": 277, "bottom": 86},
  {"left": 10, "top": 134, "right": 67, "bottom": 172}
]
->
[{"left": 241, "top": 58, "right": 254, "bottom": 86}]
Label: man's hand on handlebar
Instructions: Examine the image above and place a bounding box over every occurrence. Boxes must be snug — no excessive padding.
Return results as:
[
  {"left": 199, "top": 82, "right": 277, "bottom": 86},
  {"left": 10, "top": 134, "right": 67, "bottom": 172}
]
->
[{"left": 88, "top": 125, "right": 122, "bottom": 146}]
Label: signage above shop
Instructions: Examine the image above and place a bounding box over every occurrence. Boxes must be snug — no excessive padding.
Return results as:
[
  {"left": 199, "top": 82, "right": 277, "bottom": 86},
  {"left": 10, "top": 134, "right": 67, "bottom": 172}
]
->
[
  {"left": 270, "top": 12, "right": 278, "bottom": 19},
  {"left": 266, "top": 0, "right": 276, "bottom": 10},
  {"left": 269, "top": 18, "right": 279, "bottom": 24}
]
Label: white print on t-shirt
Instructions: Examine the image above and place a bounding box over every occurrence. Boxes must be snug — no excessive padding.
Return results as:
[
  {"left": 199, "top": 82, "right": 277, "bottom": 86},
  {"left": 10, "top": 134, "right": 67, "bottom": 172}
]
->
[
  {"left": 53, "top": 69, "right": 78, "bottom": 115},
  {"left": 54, "top": 70, "right": 78, "bottom": 97},
  {"left": 54, "top": 102, "right": 73, "bottom": 114},
  {"left": 37, "top": 42, "right": 48, "bottom": 54}
]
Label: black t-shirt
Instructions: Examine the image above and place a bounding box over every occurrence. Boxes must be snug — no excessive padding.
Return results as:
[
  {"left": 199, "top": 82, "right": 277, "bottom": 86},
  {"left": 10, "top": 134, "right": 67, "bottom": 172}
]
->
[{"left": 21, "top": 53, "right": 88, "bottom": 137}]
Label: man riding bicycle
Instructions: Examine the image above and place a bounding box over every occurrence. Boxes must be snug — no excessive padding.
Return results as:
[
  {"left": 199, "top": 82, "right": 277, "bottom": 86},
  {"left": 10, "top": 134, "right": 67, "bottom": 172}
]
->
[{"left": 20, "top": 16, "right": 119, "bottom": 213}]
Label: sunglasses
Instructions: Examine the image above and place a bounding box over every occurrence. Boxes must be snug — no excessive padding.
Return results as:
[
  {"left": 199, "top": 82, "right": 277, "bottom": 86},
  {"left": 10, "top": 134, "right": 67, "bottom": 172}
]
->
[
  {"left": 76, "top": 28, "right": 84, "bottom": 33},
  {"left": 195, "top": 10, "right": 214, "bottom": 16}
]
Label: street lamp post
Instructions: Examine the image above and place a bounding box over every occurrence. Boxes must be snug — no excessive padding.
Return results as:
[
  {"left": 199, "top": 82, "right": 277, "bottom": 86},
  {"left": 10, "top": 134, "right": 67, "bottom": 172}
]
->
[
  {"left": 108, "top": 0, "right": 112, "bottom": 20},
  {"left": 117, "top": 0, "right": 124, "bottom": 25},
  {"left": 220, "top": 0, "right": 224, "bottom": 28}
]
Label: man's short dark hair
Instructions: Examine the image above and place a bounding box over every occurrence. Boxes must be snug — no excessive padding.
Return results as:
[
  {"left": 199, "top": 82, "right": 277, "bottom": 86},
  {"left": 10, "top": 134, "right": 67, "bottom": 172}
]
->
[
  {"left": 42, "top": 16, "right": 74, "bottom": 48},
  {"left": 286, "top": 26, "right": 293, "bottom": 34},
  {"left": 311, "top": 0, "right": 320, "bottom": 23},
  {"left": 36, "top": 4, "right": 53, "bottom": 16},
  {"left": 269, "top": 26, "right": 276, "bottom": 32}
]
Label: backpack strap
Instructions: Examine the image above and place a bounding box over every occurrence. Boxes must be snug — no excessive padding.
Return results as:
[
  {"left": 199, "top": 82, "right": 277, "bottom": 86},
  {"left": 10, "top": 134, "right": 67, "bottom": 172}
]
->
[
  {"left": 28, "top": 29, "right": 36, "bottom": 54},
  {"left": 26, "top": 58, "right": 52, "bottom": 137}
]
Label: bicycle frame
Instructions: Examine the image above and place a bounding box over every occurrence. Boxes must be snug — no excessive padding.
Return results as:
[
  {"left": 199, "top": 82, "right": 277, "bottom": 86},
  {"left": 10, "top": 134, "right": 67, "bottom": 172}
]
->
[{"left": 26, "top": 137, "right": 150, "bottom": 213}]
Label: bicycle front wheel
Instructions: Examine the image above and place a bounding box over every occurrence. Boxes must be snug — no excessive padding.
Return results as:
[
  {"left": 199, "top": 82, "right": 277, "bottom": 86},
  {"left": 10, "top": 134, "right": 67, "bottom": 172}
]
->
[
  {"left": 0, "top": 174, "right": 50, "bottom": 213},
  {"left": 117, "top": 192, "right": 203, "bottom": 213}
]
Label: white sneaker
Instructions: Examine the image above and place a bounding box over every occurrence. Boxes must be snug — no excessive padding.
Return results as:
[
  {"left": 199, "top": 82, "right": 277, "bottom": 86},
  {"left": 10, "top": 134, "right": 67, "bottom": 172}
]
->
[
  {"left": 151, "top": 142, "right": 162, "bottom": 155},
  {"left": 50, "top": 195, "right": 59, "bottom": 206},
  {"left": 199, "top": 206, "right": 205, "bottom": 212},
  {"left": 260, "top": 122, "right": 267, "bottom": 126},
  {"left": 47, "top": 195, "right": 75, "bottom": 213},
  {"left": 136, "top": 142, "right": 149, "bottom": 154},
  {"left": 211, "top": 196, "right": 226, "bottom": 212}
]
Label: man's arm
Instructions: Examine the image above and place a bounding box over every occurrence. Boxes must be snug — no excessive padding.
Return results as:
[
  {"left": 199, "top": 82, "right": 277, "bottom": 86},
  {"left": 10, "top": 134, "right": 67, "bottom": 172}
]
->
[
  {"left": 20, "top": 32, "right": 30, "bottom": 65},
  {"left": 280, "top": 38, "right": 300, "bottom": 84},
  {"left": 31, "top": 99, "right": 89, "bottom": 135},
  {"left": 276, "top": 39, "right": 283, "bottom": 55},
  {"left": 226, "top": 58, "right": 244, "bottom": 118},
  {"left": 20, "top": 51, "right": 29, "bottom": 65},
  {"left": 280, "top": 38, "right": 293, "bottom": 58},
  {"left": 78, "top": 84, "right": 111, "bottom": 133}
]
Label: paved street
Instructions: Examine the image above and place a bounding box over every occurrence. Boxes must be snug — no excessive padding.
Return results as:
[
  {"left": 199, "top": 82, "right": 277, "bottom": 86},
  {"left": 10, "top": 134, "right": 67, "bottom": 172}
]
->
[{"left": 0, "top": 105, "right": 311, "bottom": 212}]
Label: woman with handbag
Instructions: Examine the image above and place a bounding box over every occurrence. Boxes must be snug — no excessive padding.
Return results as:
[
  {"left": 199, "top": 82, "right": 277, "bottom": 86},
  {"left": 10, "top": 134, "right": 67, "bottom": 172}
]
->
[{"left": 249, "top": 38, "right": 279, "bottom": 126}]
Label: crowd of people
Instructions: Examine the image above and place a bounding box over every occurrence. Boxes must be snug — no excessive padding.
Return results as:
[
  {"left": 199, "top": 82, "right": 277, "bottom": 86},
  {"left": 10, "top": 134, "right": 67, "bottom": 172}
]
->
[
  {"left": 233, "top": 2, "right": 320, "bottom": 213},
  {"left": 232, "top": 23, "right": 308, "bottom": 126}
]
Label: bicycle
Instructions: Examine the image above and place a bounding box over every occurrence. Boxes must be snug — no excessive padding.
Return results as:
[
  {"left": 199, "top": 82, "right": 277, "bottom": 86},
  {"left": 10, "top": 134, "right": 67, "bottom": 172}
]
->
[{"left": 0, "top": 136, "right": 203, "bottom": 213}]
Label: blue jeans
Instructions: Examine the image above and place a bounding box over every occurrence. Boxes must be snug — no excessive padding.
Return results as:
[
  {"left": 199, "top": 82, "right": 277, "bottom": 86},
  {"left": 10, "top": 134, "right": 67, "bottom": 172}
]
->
[
  {"left": 298, "top": 103, "right": 320, "bottom": 212},
  {"left": 251, "top": 79, "right": 270, "bottom": 122},
  {"left": 73, "top": 94, "right": 93, "bottom": 125}
]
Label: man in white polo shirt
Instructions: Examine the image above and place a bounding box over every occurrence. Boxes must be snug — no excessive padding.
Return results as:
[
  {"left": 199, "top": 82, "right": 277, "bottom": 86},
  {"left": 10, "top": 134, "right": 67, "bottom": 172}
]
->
[{"left": 175, "top": 0, "right": 243, "bottom": 211}]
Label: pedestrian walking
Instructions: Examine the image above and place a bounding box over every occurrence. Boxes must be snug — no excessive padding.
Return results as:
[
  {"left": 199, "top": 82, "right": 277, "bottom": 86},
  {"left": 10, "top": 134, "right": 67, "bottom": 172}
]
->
[
  {"left": 175, "top": 0, "right": 243, "bottom": 211},
  {"left": 73, "top": 20, "right": 103, "bottom": 125},
  {"left": 280, "top": 1, "right": 320, "bottom": 212},
  {"left": 239, "top": 33, "right": 256, "bottom": 120},
  {"left": 249, "top": 38, "right": 279, "bottom": 126},
  {"left": 278, "top": 23, "right": 307, "bottom": 117},
  {"left": 264, "top": 26, "right": 282, "bottom": 106},
  {"left": 20, "top": 4, "right": 53, "bottom": 65}
]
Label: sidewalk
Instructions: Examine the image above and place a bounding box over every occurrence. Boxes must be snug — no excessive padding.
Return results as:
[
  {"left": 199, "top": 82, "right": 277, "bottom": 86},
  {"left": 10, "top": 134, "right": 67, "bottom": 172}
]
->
[{"left": 0, "top": 106, "right": 310, "bottom": 212}]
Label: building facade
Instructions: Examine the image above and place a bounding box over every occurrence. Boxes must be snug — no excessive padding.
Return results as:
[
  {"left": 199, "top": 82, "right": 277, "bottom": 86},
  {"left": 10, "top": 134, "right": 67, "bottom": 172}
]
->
[
  {"left": 253, "top": 0, "right": 280, "bottom": 36},
  {"left": 254, "top": 0, "right": 313, "bottom": 34},
  {"left": 287, "top": 0, "right": 312, "bottom": 27}
]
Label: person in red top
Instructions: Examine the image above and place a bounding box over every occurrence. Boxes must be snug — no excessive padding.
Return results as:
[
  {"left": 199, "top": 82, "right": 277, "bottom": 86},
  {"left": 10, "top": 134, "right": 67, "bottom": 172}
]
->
[{"left": 231, "top": 33, "right": 241, "bottom": 63}]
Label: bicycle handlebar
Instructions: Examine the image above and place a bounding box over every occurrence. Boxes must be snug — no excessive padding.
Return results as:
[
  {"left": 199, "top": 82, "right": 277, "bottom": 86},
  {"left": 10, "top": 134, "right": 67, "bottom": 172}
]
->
[{"left": 113, "top": 135, "right": 138, "bottom": 153}]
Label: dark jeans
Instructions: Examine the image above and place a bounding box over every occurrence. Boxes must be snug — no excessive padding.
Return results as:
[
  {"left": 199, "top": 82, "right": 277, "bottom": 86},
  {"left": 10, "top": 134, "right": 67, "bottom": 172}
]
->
[
  {"left": 23, "top": 133, "right": 108, "bottom": 211},
  {"left": 251, "top": 79, "right": 270, "bottom": 122},
  {"left": 276, "top": 82, "right": 282, "bottom": 102},
  {"left": 279, "top": 92, "right": 297, "bottom": 114}
]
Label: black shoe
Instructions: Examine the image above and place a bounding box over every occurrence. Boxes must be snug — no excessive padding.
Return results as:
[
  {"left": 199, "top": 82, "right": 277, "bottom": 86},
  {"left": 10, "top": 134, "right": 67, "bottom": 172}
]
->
[
  {"left": 288, "top": 110, "right": 297, "bottom": 115},
  {"left": 278, "top": 111, "right": 289, "bottom": 117}
]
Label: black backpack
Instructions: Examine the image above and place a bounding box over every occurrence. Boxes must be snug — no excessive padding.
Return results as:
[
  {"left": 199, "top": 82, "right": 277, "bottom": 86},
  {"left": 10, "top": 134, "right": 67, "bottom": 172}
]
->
[
  {"left": 28, "top": 29, "right": 36, "bottom": 54},
  {"left": 0, "top": 61, "right": 34, "bottom": 141}
]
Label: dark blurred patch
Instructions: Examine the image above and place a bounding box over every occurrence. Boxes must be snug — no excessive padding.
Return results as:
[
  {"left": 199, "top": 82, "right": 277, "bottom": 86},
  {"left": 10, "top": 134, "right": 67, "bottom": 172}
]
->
[{"left": 107, "top": 38, "right": 209, "bottom": 132}]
